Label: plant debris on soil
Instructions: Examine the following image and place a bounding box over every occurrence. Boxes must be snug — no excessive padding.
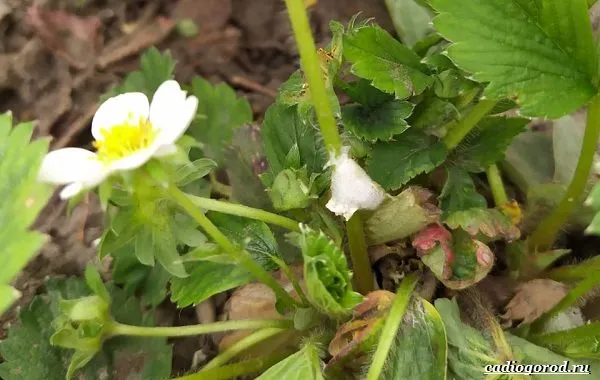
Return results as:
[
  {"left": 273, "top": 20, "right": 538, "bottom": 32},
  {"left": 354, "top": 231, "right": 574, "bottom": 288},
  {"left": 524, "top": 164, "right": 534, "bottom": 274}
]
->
[{"left": 0, "top": 0, "right": 394, "bottom": 375}]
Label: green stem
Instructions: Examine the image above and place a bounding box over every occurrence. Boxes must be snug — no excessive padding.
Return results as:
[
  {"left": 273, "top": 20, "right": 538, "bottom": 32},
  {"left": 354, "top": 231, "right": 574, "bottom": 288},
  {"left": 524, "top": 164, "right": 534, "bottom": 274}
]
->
[
  {"left": 203, "top": 328, "right": 286, "bottom": 370},
  {"left": 209, "top": 172, "right": 233, "bottom": 198},
  {"left": 486, "top": 164, "right": 509, "bottom": 206},
  {"left": 544, "top": 255, "right": 600, "bottom": 283},
  {"left": 188, "top": 194, "right": 300, "bottom": 232},
  {"left": 187, "top": 194, "right": 300, "bottom": 232},
  {"left": 529, "top": 273, "right": 600, "bottom": 334},
  {"left": 108, "top": 319, "right": 292, "bottom": 338},
  {"left": 528, "top": 95, "right": 600, "bottom": 251},
  {"left": 271, "top": 256, "right": 310, "bottom": 306},
  {"left": 443, "top": 99, "right": 499, "bottom": 150},
  {"left": 346, "top": 213, "right": 374, "bottom": 294},
  {"left": 172, "top": 353, "right": 289, "bottom": 380},
  {"left": 284, "top": 0, "right": 341, "bottom": 153},
  {"left": 166, "top": 184, "right": 297, "bottom": 308},
  {"left": 366, "top": 273, "right": 419, "bottom": 380}
]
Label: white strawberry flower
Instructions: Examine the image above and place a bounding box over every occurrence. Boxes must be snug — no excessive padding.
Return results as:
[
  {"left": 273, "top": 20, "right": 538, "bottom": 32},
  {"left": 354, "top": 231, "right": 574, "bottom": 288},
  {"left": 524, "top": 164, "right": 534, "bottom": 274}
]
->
[
  {"left": 38, "top": 80, "right": 198, "bottom": 199},
  {"left": 325, "top": 146, "right": 387, "bottom": 220}
]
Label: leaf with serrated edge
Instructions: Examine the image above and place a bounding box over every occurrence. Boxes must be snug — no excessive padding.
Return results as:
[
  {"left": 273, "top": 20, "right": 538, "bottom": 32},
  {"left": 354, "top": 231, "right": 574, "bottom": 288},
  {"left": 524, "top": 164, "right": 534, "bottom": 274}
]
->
[
  {"left": 431, "top": 0, "right": 596, "bottom": 118},
  {"left": 367, "top": 129, "right": 447, "bottom": 190},
  {"left": 343, "top": 25, "right": 433, "bottom": 99},
  {"left": 0, "top": 278, "right": 171, "bottom": 380},
  {"left": 170, "top": 261, "right": 253, "bottom": 307},
  {"left": 452, "top": 117, "right": 529, "bottom": 173},
  {"left": 0, "top": 114, "right": 52, "bottom": 315},
  {"left": 445, "top": 208, "right": 521, "bottom": 241},
  {"left": 189, "top": 76, "right": 253, "bottom": 166},
  {"left": 342, "top": 100, "right": 414, "bottom": 141},
  {"left": 439, "top": 167, "right": 487, "bottom": 219}
]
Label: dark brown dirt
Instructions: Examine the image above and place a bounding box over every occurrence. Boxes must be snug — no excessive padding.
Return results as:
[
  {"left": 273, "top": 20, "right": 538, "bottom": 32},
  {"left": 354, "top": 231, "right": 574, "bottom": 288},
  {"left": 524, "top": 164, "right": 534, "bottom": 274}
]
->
[{"left": 0, "top": 0, "right": 394, "bottom": 375}]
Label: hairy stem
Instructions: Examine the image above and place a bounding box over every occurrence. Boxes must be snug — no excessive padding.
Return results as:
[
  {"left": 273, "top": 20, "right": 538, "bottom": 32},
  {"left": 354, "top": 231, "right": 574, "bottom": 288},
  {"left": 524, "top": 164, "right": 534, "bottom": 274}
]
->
[
  {"left": 486, "top": 164, "right": 509, "bottom": 206},
  {"left": 346, "top": 213, "right": 374, "bottom": 294},
  {"left": 366, "top": 273, "right": 419, "bottom": 380},
  {"left": 284, "top": 0, "right": 341, "bottom": 153},
  {"left": 108, "top": 319, "right": 292, "bottom": 338},
  {"left": 209, "top": 172, "right": 233, "bottom": 198},
  {"left": 188, "top": 194, "right": 300, "bottom": 232},
  {"left": 203, "top": 328, "right": 286, "bottom": 370},
  {"left": 443, "top": 99, "right": 499, "bottom": 150},
  {"left": 528, "top": 95, "right": 600, "bottom": 251},
  {"left": 166, "top": 184, "right": 297, "bottom": 308},
  {"left": 173, "top": 353, "right": 290, "bottom": 380}
]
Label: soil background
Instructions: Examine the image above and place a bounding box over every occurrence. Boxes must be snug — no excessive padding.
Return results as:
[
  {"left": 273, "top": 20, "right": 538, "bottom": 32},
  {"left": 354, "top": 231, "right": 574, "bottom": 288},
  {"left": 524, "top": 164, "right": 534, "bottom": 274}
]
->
[{"left": 0, "top": 0, "right": 395, "bottom": 376}]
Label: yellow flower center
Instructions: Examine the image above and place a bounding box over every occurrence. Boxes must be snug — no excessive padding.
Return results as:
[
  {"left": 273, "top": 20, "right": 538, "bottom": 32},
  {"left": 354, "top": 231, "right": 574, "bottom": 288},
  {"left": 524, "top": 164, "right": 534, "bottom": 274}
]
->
[{"left": 93, "top": 116, "right": 157, "bottom": 162}]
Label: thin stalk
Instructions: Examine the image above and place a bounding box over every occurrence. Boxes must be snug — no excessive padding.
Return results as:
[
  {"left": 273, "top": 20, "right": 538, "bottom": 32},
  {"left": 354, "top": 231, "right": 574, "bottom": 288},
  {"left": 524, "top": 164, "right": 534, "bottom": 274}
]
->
[
  {"left": 529, "top": 273, "right": 600, "bottom": 334},
  {"left": 166, "top": 184, "right": 297, "bottom": 308},
  {"left": 284, "top": 0, "right": 341, "bottom": 153},
  {"left": 271, "top": 256, "right": 310, "bottom": 306},
  {"left": 544, "top": 255, "right": 600, "bottom": 283},
  {"left": 188, "top": 194, "right": 301, "bottom": 232},
  {"left": 443, "top": 99, "right": 499, "bottom": 150},
  {"left": 486, "top": 164, "right": 509, "bottom": 206},
  {"left": 172, "top": 353, "right": 290, "bottom": 380},
  {"left": 108, "top": 319, "right": 292, "bottom": 338},
  {"left": 366, "top": 273, "right": 419, "bottom": 380},
  {"left": 346, "top": 213, "right": 374, "bottom": 294},
  {"left": 202, "top": 328, "right": 286, "bottom": 370},
  {"left": 209, "top": 172, "right": 232, "bottom": 198},
  {"left": 528, "top": 95, "right": 600, "bottom": 251}
]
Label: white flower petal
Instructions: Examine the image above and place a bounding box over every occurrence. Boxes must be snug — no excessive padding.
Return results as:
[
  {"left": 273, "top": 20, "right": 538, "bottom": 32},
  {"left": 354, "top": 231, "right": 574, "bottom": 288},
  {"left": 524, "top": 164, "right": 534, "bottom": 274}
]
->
[
  {"left": 92, "top": 92, "right": 150, "bottom": 140},
  {"left": 150, "top": 80, "right": 198, "bottom": 145},
  {"left": 109, "top": 146, "right": 157, "bottom": 171},
  {"left": 38, "top": 148, "right": 106, "bottom": 185},
  {"left": 153, "top": 144, "right": 178, "bottom": 157},
  {"left": 326, "top": 147, "right": 386, "bottom": 220},
  {"left": 156, "top": 96, "right": 198, "bottom": 145},
  {"left": 60, "top": 182, "right": 84, "bottom": 200}
]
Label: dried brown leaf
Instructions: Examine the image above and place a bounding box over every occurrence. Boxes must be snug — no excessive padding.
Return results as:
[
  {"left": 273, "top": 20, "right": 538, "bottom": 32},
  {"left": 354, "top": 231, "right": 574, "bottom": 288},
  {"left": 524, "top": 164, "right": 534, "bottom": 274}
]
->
[{"left": 502, "top": 279, "right": 567, "bottom": 325}]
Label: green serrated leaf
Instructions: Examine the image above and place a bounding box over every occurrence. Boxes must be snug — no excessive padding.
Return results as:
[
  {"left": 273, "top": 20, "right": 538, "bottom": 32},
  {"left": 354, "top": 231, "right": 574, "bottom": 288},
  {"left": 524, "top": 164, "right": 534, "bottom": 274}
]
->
[
  {"left": 439, "top": 167, "right": 487, "bottom": 219},
  {"left": 189, "top": 76, "right": 253, "bottom": 165},
  {"left": 111, "top": 246, "right": 170, "bottom": 307},
  {"left": 445, "top": 208, "right": 521, "bottom": 242},
  {"left": 384, "top": 0, "right": 433, "bottom": 47},
  {"left": 209, "top": 212, "right": 280, "bottom": 270},
  {"left": 343, "top": 25, "right": 433, "bottom": 99},
  {"left": 452, "top": 116, "right": 529, "bottom": 172},
  {"left": 382, "top": 298, "right": 448, "bottom": 380},
  {"left": 104, "top": 47, "right": 175, "bottom": 99},
  {"left": 367, "top": 129, "right": 448, "bottom": 190},
  {"left": 342, "top": 100, "right": 414, "bottom": 141},
  {"left": 225, "top": 125, "right": 272, "bottom": 210},
  {"left": 0, "top": 114, "right": 52, "bottom": 314},
  {"left": 258, "top": 343, "right": 324, "bottom": 380},
  {"left": 337, "top": 79, "right": 394, "bottom": 107},
  {"left": 261, "top": 103, "right": 326, "bottom": 184},
  {"left": 433, "top": 69, "right": 478, "bottom": 99},
  {"left": 296, "top": 227, "right": 362, "bottom": 318},
  {"left": 170, "top": 261, "right": 253, "bottom": 307},
  {"left": 431, "top": 0, "right": 597, "bottom": 118},
  {"left": 0, "top": 278, "right": 171, "bottom": 380},
  {"left": 408, "top": 96, "right": 459, "bottom": 132}
]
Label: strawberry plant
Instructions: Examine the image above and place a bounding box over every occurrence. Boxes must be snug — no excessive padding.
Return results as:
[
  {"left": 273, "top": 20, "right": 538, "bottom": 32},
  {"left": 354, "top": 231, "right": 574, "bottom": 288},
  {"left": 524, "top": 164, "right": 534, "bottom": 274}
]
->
[{"left": 3, "top": 0, "right": 600, "bottom": 379}]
